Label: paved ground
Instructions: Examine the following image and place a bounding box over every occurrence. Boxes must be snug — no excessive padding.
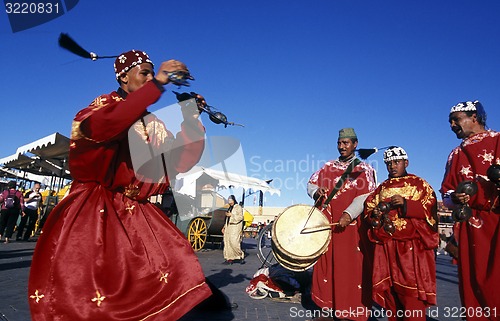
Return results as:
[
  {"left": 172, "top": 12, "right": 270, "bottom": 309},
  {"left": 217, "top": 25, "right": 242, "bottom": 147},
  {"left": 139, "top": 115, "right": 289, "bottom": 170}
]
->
[{"left": 0, "top": 237, "right": 462, "bottom": 321}]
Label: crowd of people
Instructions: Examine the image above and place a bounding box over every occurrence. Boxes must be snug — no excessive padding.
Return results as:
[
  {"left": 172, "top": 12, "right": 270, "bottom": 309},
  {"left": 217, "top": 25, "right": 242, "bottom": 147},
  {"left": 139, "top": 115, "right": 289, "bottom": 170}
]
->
[
  {"left": 304, "top": 99, "right": 499, "bottom": 321},
  {"left": 0, "top": 181, "right": 47, "bottom": 244}
]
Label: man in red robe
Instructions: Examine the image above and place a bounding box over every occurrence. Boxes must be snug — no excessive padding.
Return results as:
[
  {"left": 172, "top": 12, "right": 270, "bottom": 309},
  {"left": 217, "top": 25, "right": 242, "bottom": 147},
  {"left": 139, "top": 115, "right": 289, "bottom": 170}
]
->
[
  {"left": 440, "top": 100, "right": 500, "bottom": 321},
  {"left": 28, "top": 50, "right": 212, "bottom": 320},
  {"left": 307, "top": 128, "right": 377, "bottom": 321},
  {"left": 365, "top": 146, "right": 438, "bottom": 321}
]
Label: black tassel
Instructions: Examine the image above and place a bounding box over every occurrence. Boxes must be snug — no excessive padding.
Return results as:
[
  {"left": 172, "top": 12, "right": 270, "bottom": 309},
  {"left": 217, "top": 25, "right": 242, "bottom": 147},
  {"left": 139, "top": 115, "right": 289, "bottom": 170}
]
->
[
  {"left": 357, "top": 148, "right": 378, "bottom": 160},
  {"left": 58, "top": 33, "right": 97, "bottom": 60},
  {"left": 357, "top": 146, "right": 390, "bottom": 160}
]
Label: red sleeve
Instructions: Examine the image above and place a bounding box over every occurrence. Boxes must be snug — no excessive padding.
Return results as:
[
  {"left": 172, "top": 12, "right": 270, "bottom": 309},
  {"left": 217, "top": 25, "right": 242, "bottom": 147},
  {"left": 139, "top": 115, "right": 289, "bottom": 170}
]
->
[
  {"left": 169, "top": 120, "right": 205, "bottom": 174},
  {"left": 440, "top": 148, "right": 461, "bottom": 196},
  {"left": 364, "top": 186, "right": 387, "bottom": 243},
  {"left": 404, "top": 179, "right": 437, "bottom": 224},
  {"left": 364, "top": 186, "right": 380, "bottom": 219},
  {"left": 79, "top": 81, "right": 162, "bottom": 142},
  {"left": 405, "top": 179, "right": 439, "bottom": 249}
]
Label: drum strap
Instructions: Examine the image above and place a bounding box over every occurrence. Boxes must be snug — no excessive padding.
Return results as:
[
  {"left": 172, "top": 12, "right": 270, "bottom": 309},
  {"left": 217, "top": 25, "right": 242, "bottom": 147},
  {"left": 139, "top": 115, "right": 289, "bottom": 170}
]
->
[
  {"left": 302, "top": 157, "right": 362, "bottom": 233},
  {"left": 322, "top": 158, "right": 361, "bottom": 208}
]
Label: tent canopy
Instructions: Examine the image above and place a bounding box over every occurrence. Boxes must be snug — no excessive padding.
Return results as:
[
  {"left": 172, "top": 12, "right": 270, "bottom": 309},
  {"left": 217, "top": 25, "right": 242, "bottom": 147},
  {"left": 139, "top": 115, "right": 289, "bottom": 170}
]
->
[
  {"left": 176, "top": 166, "right": 280, "bottom": 197},
  {"left": 0, "top": 167, "right": 52, "bottom": 184},
  {"left": 0, "top": 132, "right": 71, "bottom": 179},
  {"left": 16, "top": 132, "right": 70, "bottom": 160}
]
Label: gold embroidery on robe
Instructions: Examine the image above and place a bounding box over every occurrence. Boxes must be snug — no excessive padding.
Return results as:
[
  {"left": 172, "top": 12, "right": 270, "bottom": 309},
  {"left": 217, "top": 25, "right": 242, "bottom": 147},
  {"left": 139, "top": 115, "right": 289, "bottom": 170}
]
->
[
  {"left": 160, "top": 272, "right": 169, "bottom": 284},
  {"left": 71, "top": 120, "right": 83, "bottom": 140},
  {"left": 378, "top": 179, "right": 437, "bottom": 227},
  {"left": 379, "top": 182, "right": 423, "bottom": 202},
  {"left": 30, "top": 290, "right": 45, "bottom": 303},
  {"left": 91, "top": 290, "right": 106, "bottom": 307},
  {"left": 124, "top": 184, "right": 140, "bottom": 199},
  {"left": 133, "top": 118, "right": 171, "bottom": 147},
  {"left": 89, "top": 96, "right": 109, "bottom": 112},
  {"left": 125, "top": 203, "right": 136, "bottom": 215},
  {"left": 393, "top": 217, "right": 407, "bottom": 231},
  {"left": 71, "top": 120, "right": 99, "bottom": 142}
]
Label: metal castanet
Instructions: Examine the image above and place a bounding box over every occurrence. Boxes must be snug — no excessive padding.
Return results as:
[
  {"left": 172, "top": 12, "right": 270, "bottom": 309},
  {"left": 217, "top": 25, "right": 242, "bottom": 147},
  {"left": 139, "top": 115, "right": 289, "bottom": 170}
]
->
[
  {"left": 487, "top": 164, "right": 500, "bottom": 187},
  {"left": 452, "top": 180, "right": 478, "bottom": 222},
  {"left": 173, "top": 91, "right": 244, "bottom": 128}
]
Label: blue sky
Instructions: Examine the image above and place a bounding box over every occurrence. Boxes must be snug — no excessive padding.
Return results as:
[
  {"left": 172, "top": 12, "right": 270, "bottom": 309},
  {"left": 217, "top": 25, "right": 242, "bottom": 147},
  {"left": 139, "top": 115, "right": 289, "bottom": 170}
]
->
[{"left": 1, "top": 0, "right": 500, "bottom": 207}]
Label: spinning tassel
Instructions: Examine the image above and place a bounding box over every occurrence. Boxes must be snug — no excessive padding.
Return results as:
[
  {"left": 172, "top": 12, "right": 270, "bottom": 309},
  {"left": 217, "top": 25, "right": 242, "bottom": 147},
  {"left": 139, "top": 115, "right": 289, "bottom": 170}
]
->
[
  {"left": 58, "top": 33, "right": 116, "bottom": 60},
  {"left": 357, "top": 148, "right": 378, "bottom": 160},
  {"left": 356, "top": 146, "right": 390, "bottom": 160}
]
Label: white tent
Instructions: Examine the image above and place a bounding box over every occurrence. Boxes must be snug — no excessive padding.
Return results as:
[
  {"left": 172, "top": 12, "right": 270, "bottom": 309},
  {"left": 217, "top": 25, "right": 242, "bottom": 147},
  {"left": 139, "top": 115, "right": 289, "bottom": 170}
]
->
[
  {"left": 175, "top": 166, "right": 280, "bottom": 198},
  {"left": 16, "top": 132, "right": 70, "bottom": 160},
  {"left": 0, "top": 132, "right": 70, "bottom": 178},
  {"left": 0, "top": 132, "right": 72, "bottom": 191},
  {"left": 0, "top": 167, "right": 49, "bottom": 183}
]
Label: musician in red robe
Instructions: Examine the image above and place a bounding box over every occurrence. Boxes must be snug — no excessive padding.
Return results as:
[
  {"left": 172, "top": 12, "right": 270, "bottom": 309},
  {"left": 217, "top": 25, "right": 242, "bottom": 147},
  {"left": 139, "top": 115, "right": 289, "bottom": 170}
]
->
[
  {"left": 365, "top": 146, "right": 438, "bottom": 321},
  {"left": 28, "top": 50, "right": 212, "bottom": 320},
  {"left": 307, "top": 128, "right": 377, "bottom": 321},
  {"left": 440, "top": 100, "right": 500, "bottom": 321}
]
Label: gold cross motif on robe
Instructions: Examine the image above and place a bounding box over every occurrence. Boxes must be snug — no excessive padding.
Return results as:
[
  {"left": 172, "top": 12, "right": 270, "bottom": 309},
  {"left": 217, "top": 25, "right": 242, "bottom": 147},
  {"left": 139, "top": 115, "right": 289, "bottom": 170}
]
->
[
  {"left": 160, "top": 272, "right": 169, "bottom": 284},
  {"left": 30, "top": 289, "right": 45, "bottom": 303},
  {"left": 125, "top": 204, "right": 135, "bottom": 215},
  {"left": 91, "top": 290, "right": 106, "bottom": 307}
]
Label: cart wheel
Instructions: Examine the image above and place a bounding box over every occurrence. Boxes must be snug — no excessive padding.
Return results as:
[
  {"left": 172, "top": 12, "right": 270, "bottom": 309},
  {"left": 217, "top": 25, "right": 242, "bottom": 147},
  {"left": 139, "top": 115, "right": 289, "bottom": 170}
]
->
[
  {"left": 187, "top": 217, "right": 207, "bottom": 251},
  {"left": 256, "top": 223, "right": 277, "bottom": 268}
]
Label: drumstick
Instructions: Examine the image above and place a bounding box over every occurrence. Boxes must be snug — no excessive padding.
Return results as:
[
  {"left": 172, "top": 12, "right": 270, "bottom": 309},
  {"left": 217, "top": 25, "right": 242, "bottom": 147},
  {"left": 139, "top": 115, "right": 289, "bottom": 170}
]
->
[
  {"left": 300, "top": 221, "right": 357, "bottom": 234},
  {"left": 300, "top": 223, "right": 340, "bottom": 234}
]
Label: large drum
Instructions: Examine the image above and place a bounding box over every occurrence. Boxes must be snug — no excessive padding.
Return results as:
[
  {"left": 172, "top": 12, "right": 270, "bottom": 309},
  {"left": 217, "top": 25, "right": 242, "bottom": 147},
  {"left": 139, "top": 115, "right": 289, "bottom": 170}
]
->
[{"left": 272, "top": 204, "right": 331, "bottom": 272}]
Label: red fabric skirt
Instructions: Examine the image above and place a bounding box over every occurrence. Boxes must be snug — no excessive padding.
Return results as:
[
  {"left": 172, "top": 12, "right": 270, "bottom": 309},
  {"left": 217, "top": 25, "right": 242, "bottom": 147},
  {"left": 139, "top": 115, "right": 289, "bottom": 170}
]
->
[
  {"left": 311, "top": 221, "right": 371, "bottom": 321},
  {"left": 456, "top": 213, "right": 500, "bottom": 321},
  {"left": 372, "top": 239, "right": 437, "bottom": 310},
  {"left": 28, "top": 182, "right": 211, "bottom": 320}
]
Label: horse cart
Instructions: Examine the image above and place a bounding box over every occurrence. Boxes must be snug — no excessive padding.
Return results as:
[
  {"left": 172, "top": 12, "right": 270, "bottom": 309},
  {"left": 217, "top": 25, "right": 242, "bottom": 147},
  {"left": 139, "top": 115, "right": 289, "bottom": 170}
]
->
[
  {"left": 158, "top": 166, "right": 280, "bottom": 251},
  {"left": 160, "top": 188, "right": 228, "bottom": 251}
]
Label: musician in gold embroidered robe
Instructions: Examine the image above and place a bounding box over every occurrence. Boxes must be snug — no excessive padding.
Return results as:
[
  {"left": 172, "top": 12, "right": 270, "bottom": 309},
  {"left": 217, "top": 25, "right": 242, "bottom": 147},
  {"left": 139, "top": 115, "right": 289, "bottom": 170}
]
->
[
  {"left": 28, "top": 50, "right": 211, "bottom": 321},
  {"left": 365, "top": 146, "right": 438, "bottom": 321}
]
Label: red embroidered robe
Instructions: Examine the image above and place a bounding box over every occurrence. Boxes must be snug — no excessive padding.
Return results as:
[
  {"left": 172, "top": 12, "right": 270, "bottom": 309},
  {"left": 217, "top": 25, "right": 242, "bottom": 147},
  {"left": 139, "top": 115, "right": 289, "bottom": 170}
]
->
[
  {"left": 28, "top": 81, "right": 211, "bottom": 321},
  {"left": 364, "top": 174, "right": 438, "bottom": 311},
  {"left": 441, "top": 130, "right": 500, "bottom": 321},
  {"left": 308, "top": 158, "right": 376, "bottom": 321}
]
